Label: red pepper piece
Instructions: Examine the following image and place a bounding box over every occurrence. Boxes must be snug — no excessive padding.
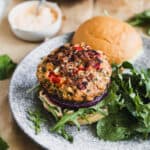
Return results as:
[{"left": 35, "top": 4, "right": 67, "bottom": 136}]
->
[
  {"left": 78, "top": 66, "right": 85, "bottom": 71},
  {"left": 48, "top": 72, "right": 61, "bottom": 84},
  {"left": 73, "top": 46, "right": 83, "bottom": 51}
]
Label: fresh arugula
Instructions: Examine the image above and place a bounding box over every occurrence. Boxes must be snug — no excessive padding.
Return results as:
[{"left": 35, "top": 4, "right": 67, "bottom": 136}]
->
[
  {"left": 0, "top": 137, "right": 9, "bottom": 150},
  {"left": 29, "top": 61, "right": 150, "bottom": 142},
  {"left": 51, "top": 102, "right": 105, "bottom": 142},
  {"left": 0, "top": 54, "right": 17, "bottom": 80},
  {"left": 27, "top": 110, "right": 45, "bottom": 134},
  {"left": 51, "top": 108, "right": 84, "bottom": 142},
  {"left": 97, "top": 62, "right": 150, "bottom": 141},
  {"left": 26, "top": 83, "right": 41, "bottom": 94},
  {"left": 127, "top": 9, "right": 150, "bottom": 35},
  {"left": 51, "top": 61, "right": 150, "bottom": 142},
  {"left": 97, "top": 111, "right": 134, "bottom": 141}
]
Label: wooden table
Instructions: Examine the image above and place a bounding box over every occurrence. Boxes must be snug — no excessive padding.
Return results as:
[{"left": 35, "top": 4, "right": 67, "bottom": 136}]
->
[{"left": 0, "top": 0, "right": 150, "bottom": 149}]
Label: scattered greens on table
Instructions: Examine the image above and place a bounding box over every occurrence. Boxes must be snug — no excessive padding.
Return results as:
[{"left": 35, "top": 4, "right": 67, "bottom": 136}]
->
[
  {"left": 0, "top": 137, "right": 9, "bottom": 150},
  {"left": 0, "top": 54, "right": 17, "bottom": 80},
  {"left": 28, "top": 61, "right": 150, "bottom": 142},
  {"left": 127, "top": 9, "right": 150, "bottom": 35}
]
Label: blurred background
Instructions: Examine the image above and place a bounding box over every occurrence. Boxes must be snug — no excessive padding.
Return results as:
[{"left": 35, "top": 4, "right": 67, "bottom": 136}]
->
[{"left": 0, "top": 0, "right": 150, "bottom": 150}]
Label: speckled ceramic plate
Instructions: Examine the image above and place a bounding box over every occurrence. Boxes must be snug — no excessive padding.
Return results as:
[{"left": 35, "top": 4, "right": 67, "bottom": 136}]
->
[{"left": 9, "top": 32, "right": 150, "bottom": 150}]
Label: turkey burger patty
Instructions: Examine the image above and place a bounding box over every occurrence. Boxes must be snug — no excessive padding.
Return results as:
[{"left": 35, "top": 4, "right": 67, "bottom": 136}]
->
[{"left": 36, "top": 43, "right": 112, "bottom": 109}]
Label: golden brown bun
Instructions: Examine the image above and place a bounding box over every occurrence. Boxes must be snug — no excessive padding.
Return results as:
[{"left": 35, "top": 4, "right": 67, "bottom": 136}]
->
[
  {"left": 72, "top": 16, "right": 143, "bottom": 64},
  {"left": 39, "top": 90, "right": 104, "bottom": 125}
]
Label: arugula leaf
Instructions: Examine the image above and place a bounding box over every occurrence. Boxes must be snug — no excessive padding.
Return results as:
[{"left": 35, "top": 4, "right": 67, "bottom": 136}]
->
[
  {"left": 127, "top": 10, "right": 150, "bottom": 25},
  {"left": 51, "top": 105, "right": 105, "bottom": 142},
  {"left": 54, "top": 126, "right": 73, "bottom": 142},
  {"left": 27, "top": 109, "right": 45, "bottom": 134},
  {"left": 0, "top": 137, "right": 9, "bottom": 150},
  {"left": 51, "top": 109, "right": 84, "bottom": 142},
  {"left": 127, "top": 9, "right": 150, "bottom": 35},
  {"left": 122, "top": 61, "right": 134, "bottom": 69},
  {"left": 97, "top": 62, "right": 150, "bottom": 141},
  {"left": 34, "top": 61, "right": 150, "bottom": 142},
  {"left": 51, "top": 109, "right": 84, "bottom": 131},
  {"left": 0, "top": 55, "right": 17, "bottom": 80},
  {"left": 26, "top": 83, "right": 41, "bottom": 94},
  {"left": 97, "top": 111, "right": 134, "bottom": 141}
]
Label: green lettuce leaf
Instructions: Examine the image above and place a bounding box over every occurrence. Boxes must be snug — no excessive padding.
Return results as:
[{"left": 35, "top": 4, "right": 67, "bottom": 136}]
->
[
  {"left": 0, "top": 55, "right": 17, "bottom": 80},
  {"left": 0, "top": 137, "right": 9, "bottom": 150},
  {"left": 51, "top": 104, "right": 106, "bottom": 142},
  {"left": 97, "top": 62, "right": 150, "bottom": 141},
  {"left": 127, "top": 9, "right": 150, "bottom": 35},
  {"left": 97, "top": 111, "right": 135, "bottom": 141},
  {"left": 27, "top": 109, "right": 45, "bottom": 134}
]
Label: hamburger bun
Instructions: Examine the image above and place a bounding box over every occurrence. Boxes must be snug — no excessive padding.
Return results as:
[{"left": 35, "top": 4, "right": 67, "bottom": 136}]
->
[
  {"left": 39, "top": 90, "right": 104, "bottom": 125},
  {"left": 72, "top": 16, "right": 143, "bottom": 64}
]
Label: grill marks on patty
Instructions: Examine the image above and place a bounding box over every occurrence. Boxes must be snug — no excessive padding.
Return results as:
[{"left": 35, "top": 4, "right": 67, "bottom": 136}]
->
[{"left": 37, "top": 43, "right": 112, "bottom": 102}]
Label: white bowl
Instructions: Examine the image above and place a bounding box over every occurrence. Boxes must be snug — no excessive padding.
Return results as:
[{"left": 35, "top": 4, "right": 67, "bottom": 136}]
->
[{"left": 8, "top": 1, "right": 62, "bottom": 42}]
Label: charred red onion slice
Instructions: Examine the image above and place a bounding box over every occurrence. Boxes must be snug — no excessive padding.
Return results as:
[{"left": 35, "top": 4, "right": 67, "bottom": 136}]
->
[{"left": 43, "top": 89, "right": 107, "bottom": 109}]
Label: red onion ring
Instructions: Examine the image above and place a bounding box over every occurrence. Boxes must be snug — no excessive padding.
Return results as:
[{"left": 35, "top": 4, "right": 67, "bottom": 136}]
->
[{"left": 42, "top": 89, "right": 107, "bottom": 109}]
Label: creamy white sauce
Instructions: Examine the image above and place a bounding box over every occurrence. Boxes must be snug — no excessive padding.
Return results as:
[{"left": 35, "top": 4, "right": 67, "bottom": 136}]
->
[{"left": 13, "top": 3, "right": 57, "bottom": 31}]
